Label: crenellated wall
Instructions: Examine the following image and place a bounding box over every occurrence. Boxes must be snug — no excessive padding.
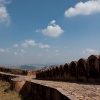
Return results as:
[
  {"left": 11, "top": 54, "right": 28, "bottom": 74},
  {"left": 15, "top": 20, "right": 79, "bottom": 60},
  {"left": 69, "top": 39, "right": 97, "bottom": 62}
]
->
[{"left": 36, "top": 54, "right": 100, "bottom": 82}]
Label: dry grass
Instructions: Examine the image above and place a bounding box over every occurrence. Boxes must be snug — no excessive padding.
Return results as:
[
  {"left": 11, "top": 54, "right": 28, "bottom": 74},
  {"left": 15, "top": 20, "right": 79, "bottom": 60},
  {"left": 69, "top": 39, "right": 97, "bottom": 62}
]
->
[{"left": 0, "top": 80, "right": 21, "bottom": 100}]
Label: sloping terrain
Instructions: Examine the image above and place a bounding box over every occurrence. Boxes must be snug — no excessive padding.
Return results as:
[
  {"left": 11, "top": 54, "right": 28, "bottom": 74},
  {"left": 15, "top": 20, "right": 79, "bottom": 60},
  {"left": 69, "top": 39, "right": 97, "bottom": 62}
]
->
[{"left": 0, "top": 80, "right": 21, "bottom": 100}]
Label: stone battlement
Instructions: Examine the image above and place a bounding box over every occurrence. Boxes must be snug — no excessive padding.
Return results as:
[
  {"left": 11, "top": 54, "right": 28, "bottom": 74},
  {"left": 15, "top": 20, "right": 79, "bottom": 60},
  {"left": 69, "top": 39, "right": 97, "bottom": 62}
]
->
[{"left": 36, "top": 54, "right": 100, "bottom": 82}]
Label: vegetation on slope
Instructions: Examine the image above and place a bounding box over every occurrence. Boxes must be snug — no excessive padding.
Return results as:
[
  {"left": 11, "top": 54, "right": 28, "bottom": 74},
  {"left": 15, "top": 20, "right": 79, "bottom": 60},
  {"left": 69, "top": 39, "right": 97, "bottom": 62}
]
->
[
  {"left": 0, "top": 80, "right": 33, "bottom": 100},
  {"left": 0, "top": 80, "right": 21, "bottom": 100}
]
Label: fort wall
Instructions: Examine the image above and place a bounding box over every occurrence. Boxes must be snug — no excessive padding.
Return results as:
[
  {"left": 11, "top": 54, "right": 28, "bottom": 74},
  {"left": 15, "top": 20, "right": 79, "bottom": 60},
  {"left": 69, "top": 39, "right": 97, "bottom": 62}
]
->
[
  {"left": 0, "top": 72, "right": 70, "bottom": 100},
  {"left": 36, "top": 54, "right": 100, "bottom": 82},
  {"left": 0, "top": 54, "right": 100, "bottom": 100}
]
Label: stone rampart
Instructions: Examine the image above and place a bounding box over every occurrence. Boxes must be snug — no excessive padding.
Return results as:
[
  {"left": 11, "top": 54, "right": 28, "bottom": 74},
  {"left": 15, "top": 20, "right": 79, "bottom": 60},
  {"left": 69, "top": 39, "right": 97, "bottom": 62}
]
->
[
  {"left": 36, "top": 54, "right": 100, "bottom": 82},
  {"left": 0, "top": 72, "right": 70, "bottom": 100},
  {"left": 19, "top": 81, "right": 70, "bottom": 100}
]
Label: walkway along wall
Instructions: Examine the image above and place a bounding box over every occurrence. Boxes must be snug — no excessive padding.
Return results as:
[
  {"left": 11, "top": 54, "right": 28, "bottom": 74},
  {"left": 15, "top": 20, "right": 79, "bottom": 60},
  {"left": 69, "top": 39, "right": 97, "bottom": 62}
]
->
[{"left": 0, "top": 72, "right": 70, "bottom": 100}]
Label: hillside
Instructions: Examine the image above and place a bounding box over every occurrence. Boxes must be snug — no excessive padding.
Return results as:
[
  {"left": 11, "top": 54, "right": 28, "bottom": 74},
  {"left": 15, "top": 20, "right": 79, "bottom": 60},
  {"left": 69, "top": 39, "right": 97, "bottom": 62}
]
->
[
  {"left": 0, "top": 80, "right": 20, "bottom": 100},
  {"left": 19, "top": 65, "right": 38, "bottom": 70},
  {"left": 40, "top": 65, "right": 59, "bottom": 70}
]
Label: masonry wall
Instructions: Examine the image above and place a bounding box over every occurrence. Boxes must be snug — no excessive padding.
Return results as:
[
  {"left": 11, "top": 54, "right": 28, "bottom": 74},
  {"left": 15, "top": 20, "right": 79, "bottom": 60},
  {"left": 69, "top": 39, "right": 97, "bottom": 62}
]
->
[
  {"left": 20, "top": 81, "right": 70, "bottom": 100},
  {"left": 0, "top": 73, "right": 70, "bottom": 100},
  {"left": 0, "top": 54, "right": 100, "bottom": 100},
  {"left": 0, "top": 72, "right": 16, "bottom": 82},
  {"left": 36, "top": 54, "right": 100, "bottom": 82}
]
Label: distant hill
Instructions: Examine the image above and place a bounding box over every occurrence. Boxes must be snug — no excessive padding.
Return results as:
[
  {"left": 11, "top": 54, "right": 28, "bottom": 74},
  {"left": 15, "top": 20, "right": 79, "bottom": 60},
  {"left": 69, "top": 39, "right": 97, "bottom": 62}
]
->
[
  {"left": 19, "top": 65, "right": 41, "bottom": 70},
  {"left": 40, "top": 65, "right": 59, "bottom": 71},
  {"left": 6, "top": 64, "right": 61, "bottom": 71}
]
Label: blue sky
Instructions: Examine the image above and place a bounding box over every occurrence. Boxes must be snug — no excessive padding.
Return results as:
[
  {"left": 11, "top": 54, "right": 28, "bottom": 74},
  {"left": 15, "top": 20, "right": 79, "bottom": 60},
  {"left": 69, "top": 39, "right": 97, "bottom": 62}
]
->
[{"left": 0, "top": 0, "right": 100, "bottom": 66}]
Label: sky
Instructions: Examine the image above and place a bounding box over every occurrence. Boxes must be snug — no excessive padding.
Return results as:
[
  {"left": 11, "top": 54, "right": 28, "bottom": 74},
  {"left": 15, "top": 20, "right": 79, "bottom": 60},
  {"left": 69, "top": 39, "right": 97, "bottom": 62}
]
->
[{"left": 0, "top": 0, "right": 100, "bottom": 66}]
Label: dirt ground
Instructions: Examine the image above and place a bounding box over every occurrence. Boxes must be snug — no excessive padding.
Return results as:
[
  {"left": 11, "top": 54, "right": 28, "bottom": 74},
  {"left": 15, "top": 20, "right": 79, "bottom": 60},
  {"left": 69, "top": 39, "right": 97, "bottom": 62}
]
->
[{"left": 0, "top": 80, "right": 21, "bottom": 100}]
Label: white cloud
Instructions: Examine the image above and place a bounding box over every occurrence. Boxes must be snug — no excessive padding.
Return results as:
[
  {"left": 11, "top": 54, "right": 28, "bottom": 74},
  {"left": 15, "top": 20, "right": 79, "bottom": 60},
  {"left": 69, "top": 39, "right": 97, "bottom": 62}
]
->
[
  {"left": 38, "top": 43, "right": 50, "bottom": 49},
  {"left": 0, "top": 48, "right": 9, "bottom": 52},
  {"left": 83, "top": 48, "right": 99, "bottom": 55},
  {"left": 14, "top": 49, "right": 25, "bottom": 56},
  {"left": 22, "top": 39, "right": 50, "bottom": 49},
  {"left": 0, "top": 48, "right": 5, "bottom": 52},
  {"left": 19, "top": 49, "right": 25, "bottom": 56},
  {"left": 50, "top": 20, "right": 56, "bottom": 25},
  {"left": 14, "top": 52, "right": 18, "bottom": 55},
  {"left": 36, "top": 20, "right": 64, "bottom": 37},
  {"left": 22, "top": 39, "right": 37, "bottom": 48},
  {"left": 13, "top": 44, "right": 18, "bottom": 48},
  {"left": 0, "top": 0, "right": 11, "bottom": 25},
  {"left": 54, "top": 49, "right": 59, "bottom": 53},
  {"left": 65, "top": 0, "right": 100, "bottom": 17},
  {"left": 35, "top": 30, "right": 40, "bottom": 32},
  {"left": 21, "top": 49, "right": 25, "bottom": 53},
  {"left": 0, "top": 0, "right": 11, "bottom": 4}
]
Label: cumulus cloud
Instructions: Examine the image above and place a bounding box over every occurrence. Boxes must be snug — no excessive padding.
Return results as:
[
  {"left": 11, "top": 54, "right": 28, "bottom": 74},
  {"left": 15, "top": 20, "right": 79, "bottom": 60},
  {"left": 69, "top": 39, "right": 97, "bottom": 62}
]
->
[
  {"left": 0, "top": 0, "right": 11, "bottom": 4},
  {"left": 0, "top": 0, "right": 11, "bottom": 25},
  {"left": 13, "top": 44, "right": 18, "bottom": 48},
  {"left": 65, "top": 0, "right": 100, "bottom": 17},
  {"left": 14, "top": 52, "right": 18, "bottom": 55},
  {"left": 22, "top": 39, "right": 37, "bottom": 48},
  {"left": 54, "top": 49, "right": 59, "bottom": 53},
  {"left": 21, "top": 49, "right": 25, "bottom": 53},
  {"left": 38, "top": 43, "right": 50, "bottom": 49},
  {"left": 14, "top": 49, "right": 25, "bottom": 56},
  {"left": 83, "top": 48, "right": 99, "bottom": 55},
  {"left": 0, "top": 48, "right": 9, "bottom": 52},
  {"left": 22, "top": 39, "right": 50, "bottom": 49},
  {"left": 0, "top": 48, "right": 5, "bottom": 52},
  {"left": 36, "top": 20, "right": 64, "bottom": 37},
  {"left": 50, "top": 20, "right": 56, "bottom": 25}
]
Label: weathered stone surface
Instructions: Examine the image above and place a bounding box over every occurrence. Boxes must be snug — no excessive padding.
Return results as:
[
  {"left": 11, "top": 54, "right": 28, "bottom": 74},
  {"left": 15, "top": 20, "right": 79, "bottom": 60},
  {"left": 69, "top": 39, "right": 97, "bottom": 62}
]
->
[{"left": 11, "top": 78, "right": 26, "bottom": 92}]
